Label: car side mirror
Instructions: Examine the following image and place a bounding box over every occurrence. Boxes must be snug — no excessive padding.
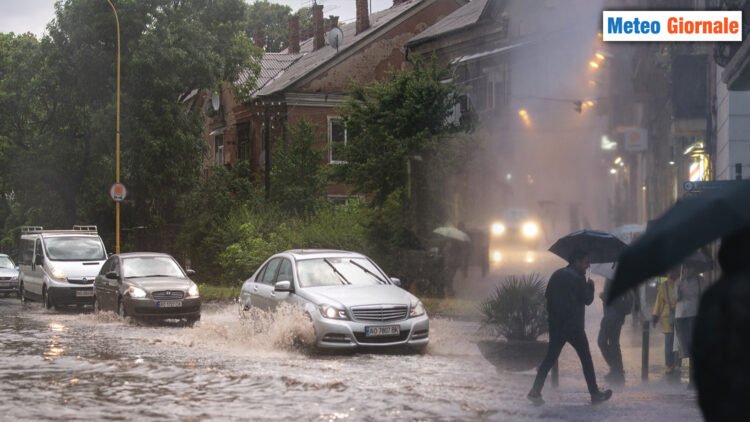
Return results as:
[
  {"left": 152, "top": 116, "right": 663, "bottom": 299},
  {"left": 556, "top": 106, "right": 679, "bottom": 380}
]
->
[
  {"left": 186, "top": 269, "right": 196, "bottom": 277},
  {"left": 106, "top": 271, "right": 119, "bottom": 280},
  {"left": 15, "top": 266, "right": 20, "bottom": 271},
  {"left": 390, "top": 277, "right": 401, "bottom": 287},
  {"left": 34, "top": 255, "right": 43, "bottom": 266},
  {"left": 274, "top": 280, "right": 292, "bottom": 292}
]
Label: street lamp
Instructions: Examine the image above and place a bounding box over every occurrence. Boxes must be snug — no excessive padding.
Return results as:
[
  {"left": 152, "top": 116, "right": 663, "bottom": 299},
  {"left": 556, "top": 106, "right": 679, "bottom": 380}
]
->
[{"left": 106, "top": 0, "right": 122, "bottom": 254}]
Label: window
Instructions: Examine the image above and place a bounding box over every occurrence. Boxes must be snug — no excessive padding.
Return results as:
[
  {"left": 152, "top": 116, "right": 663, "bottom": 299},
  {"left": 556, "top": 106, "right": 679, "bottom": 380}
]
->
[
  {"left": 214, "top": 135, "right": 224, "bottom": 165},
  {"left": 276, "top": 259, "right": 293, "bottom": 283},
  {"left": 260, "top": 258, "right": 281, "bottom": 285},
  {"left": 328, "top": 117, "right": 347, "bottom": 163},
  {"left": 237, "top": 123, "right": 250, "bottom": 162},
  {"left": 20, "top": 239, "right": 34, "bottom": 265},
  {"left": 99, "top": 256, "right": 115, "bottom": 276},
  {"left": 486, "top": 65, "right": 508, "bottom": 110}
]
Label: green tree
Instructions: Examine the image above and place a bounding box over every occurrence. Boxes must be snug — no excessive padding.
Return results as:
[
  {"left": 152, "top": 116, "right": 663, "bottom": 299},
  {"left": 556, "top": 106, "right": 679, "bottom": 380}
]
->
[
  {"left": 332, "top": 55, "right": 469, "bottom": 206},
  {"left": 246, "top": 0, "right": 292, "bottom": 52},
  {"left": 270, "top": 119, "right": 326, "bottom": 214}
]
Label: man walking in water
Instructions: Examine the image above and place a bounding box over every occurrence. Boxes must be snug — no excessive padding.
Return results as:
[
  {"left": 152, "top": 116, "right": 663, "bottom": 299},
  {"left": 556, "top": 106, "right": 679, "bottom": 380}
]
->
[{"left": 528, "top": 250, "right": 613, "bottom": 404}]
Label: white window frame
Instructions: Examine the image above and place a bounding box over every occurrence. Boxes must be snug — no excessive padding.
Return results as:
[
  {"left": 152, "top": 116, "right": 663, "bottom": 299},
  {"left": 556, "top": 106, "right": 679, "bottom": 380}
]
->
[
  {"left": 328, "top": 116, "right": 347, "bottom": 164},
  {"left": 214, "top": 135, "right": 224, "bottom": 165}
]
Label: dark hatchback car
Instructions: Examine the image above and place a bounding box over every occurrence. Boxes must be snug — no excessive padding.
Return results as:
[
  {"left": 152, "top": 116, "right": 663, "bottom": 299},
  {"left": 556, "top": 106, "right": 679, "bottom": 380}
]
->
[{"left": 93, "top": 252, "right": 200, "bottom": 325}]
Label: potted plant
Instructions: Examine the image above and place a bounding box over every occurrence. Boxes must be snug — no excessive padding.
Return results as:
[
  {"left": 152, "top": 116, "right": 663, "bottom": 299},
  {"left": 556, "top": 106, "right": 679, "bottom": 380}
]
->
[{"left": 478, "top": 273, "right": 549, "bottom": 372}]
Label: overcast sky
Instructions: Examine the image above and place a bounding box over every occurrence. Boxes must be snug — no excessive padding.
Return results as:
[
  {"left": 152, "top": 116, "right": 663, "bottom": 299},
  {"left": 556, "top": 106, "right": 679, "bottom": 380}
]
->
[{"left": 0, "top": 0, "right": 398, "bottom": 37}]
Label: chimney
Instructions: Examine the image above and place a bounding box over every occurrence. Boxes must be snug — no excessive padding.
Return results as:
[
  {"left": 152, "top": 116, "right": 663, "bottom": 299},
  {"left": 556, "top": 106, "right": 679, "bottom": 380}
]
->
[
  {"left": 313, "top": 4, "right": 325, "bottom": 51},
  {"left": 288, "top": 16, "right": 300, "bottom": 54},
  {"left": 356, "top": 0, "right": 370, "bottom": 34},
  {"left": 254, "top": 31, "right": 264, "bottom": 50}
]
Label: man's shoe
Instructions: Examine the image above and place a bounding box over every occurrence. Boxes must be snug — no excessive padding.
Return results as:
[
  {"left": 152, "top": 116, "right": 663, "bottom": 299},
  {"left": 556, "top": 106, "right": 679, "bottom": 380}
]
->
[
  {"left": 604, "top": 371, "right": 625, "bottom": 385},
  {"left": 527, "top": 390, "right": 544, "bottom": 405},
  {"left": 591, "top": 389, "right": 613, "bottom": 404}
]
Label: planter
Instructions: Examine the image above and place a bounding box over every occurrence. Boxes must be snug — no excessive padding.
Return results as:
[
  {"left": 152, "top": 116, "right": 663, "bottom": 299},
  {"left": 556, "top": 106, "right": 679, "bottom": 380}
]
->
[{"left": 477, "top": 339, "right": 549, "bottom": 372}]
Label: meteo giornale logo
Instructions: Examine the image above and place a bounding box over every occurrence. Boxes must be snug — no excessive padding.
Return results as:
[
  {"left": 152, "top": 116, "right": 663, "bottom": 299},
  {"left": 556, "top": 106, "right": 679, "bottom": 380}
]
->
[{"left": 602, "top": 11, "right": 742, "bottom": 42}]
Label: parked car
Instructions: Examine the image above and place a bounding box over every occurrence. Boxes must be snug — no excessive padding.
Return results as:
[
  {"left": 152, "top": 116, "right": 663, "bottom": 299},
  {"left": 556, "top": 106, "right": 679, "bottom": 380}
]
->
[
  {"left": 18, "top": 226, "right": 107, "bottom": 308},
  {"left": 93, "top": 252, "right": 200, "bottom": 325},
  {"left": 239, "top": 249, "right": 429, "bottom": 350},
  {"left": 0, "top": 254, "right": 20, "bottom": 298}
]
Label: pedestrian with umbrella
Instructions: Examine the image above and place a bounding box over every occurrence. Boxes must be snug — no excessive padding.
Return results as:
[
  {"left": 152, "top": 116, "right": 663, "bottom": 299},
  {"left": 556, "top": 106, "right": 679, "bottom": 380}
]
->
[
  {"left": 609, "top": 180, "right": 750, "bottom": 421},
  {"left": 527, "top": 229, "right": 625, "bottom": 405}
]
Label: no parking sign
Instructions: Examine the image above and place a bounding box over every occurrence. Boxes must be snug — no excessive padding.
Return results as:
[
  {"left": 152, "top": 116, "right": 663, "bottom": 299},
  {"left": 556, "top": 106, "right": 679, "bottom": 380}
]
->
[{"left": 109, "top": 183, "right": 127, "bottom": 202}]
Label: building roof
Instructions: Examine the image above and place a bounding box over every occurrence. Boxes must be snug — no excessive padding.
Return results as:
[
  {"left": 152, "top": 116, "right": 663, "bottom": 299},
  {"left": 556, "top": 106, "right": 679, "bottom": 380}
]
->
[
  {"left": 407, "top": 0, "right": 489, "bottom": 47},
  {"left": 248, "top": 0, "right": 426, "bottom": 98}
]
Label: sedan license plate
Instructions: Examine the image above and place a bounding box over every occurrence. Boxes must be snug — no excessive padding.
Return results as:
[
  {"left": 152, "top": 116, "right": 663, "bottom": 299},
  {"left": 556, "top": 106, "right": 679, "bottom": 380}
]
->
[
  {"left": 75, "top": 290, "right": 93, "bottom": 297},
  {"left": 157, "top": 300, "right": 183, "bottom": 308},
  {"left": 365, "top": 325, "right": 400, "bottom": 337}
]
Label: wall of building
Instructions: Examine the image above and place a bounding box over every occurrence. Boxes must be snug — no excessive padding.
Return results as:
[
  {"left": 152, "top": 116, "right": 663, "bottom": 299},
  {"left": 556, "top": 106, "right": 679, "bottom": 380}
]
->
[{"left": 715, "top": 64, "right": 750, "bottom": 180}]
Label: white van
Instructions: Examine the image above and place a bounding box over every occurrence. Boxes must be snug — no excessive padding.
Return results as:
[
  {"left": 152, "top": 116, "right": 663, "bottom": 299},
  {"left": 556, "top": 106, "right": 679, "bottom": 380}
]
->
[{"left": 18, "top": 226, "right": 107, "bottom": 309}]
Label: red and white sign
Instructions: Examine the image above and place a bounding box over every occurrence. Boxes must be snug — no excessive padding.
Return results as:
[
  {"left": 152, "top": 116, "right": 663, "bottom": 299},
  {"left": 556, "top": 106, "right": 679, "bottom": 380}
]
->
[{"left": 110, "top": 183, "right": 127, "bottom": 202}]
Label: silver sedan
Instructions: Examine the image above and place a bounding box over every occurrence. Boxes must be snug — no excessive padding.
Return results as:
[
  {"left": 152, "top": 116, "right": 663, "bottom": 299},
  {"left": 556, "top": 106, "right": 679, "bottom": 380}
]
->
[{"left": 239, "top": 250, "right": 429, "bottom": 350}]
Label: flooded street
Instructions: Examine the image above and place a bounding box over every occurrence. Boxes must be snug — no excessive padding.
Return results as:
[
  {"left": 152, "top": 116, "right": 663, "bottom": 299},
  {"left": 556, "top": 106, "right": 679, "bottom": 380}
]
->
[{"left": 0, "top": 292, "right": 702, "bottom": 421}]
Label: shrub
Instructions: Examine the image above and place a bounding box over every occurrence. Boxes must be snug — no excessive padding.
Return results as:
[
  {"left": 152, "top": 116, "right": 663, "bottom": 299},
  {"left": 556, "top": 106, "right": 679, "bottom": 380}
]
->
[{"left": 479, "top": 274, "right": 548, "bottom": 341}]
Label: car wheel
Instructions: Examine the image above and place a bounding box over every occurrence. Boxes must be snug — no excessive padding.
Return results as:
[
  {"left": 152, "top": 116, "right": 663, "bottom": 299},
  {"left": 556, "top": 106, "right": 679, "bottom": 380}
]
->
[
  {"left": 93, "top": 296, "right": 101, "bottom": 313},
  {"left": 117, "top": 297, "right": 127, "bottom": 319},
  {"left": 43, "top": 286, "right": 54, "bottom": 310},
  {"left": 19, "top": 283, "right": 26, "bottom": 303},
  {"left": 186, "top": 315, "right": 200, "bottom": 327}
]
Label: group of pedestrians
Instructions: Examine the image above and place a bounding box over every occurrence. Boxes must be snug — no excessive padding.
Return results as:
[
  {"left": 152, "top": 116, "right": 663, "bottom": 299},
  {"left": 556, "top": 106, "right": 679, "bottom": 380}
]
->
[
  {"left": 652, "top": 263, "right": 703, "bottom": 382},
  {"left": 527, "top": 248, "right": 704, "bottom": 405}
]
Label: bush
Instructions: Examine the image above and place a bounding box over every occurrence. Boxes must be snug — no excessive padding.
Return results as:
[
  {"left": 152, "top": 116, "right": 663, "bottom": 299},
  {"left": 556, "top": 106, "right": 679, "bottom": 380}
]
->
[{"left": 479, "top": 274, "right": 548, "bottom": 341}]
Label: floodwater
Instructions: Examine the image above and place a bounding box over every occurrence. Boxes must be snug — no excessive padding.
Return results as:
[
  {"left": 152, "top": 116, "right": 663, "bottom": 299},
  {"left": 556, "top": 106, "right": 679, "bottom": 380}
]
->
[{"left": 0, "top": 261, "right": 703, "bottom": 422}]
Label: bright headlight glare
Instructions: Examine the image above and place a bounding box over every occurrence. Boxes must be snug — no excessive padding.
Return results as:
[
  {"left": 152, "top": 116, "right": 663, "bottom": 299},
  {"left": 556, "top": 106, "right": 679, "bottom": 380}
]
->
[
  {"left": 491, "top": 222, "right": 505, "bottom": 235},
  {"left": 51, "top": 268, "right": 66, "bottom": 280},
  {"left": 410, "top": 299, "right": 425, "bottom": 317},
  {"left": 127, "top": 286, "right": 147, "bottom": 298},
  {"left": 187, "top": 283, "right": 199, "bottom": 297},
  {"left": 522, "top": 222, "right": 539, "bottom": 238},
  {"left": 319, "top": 304, "right": 348, "bottom": 320}
]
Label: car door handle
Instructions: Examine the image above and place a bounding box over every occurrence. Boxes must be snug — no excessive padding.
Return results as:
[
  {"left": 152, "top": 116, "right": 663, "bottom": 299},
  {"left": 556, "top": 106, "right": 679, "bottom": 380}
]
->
[{"left": 253, "top": 286, "right": 258, "bottom": 292}]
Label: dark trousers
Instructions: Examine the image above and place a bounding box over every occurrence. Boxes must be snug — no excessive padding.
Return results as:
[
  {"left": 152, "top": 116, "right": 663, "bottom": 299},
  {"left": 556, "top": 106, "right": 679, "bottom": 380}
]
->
[
  {"left": 532, "top": 327, "right": 599, "bottom": 394},
  {"left": 597, "top": 316, "right": 624, "bottom": 374},
  {"left": 664, "top": 332, "right": 675, "bottom": 368}
]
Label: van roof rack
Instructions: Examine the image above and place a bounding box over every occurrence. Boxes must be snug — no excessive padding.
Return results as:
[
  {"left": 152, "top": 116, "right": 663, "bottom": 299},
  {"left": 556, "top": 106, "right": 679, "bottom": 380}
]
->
[
  {"left": 20, "top": 225, "right": 98, "bottom": 235},
  {"left": 20, "top": 226, "right": 44, "bottom": 234}
]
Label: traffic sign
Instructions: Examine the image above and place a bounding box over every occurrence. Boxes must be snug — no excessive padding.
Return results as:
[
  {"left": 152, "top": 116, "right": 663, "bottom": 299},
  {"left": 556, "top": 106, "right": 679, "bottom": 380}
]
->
[
  {"left": 683, "top": 180, "right": 738, "bottom": 192},
  {"left": 110, "top": 183, "right": 127, "bottom": 202}
]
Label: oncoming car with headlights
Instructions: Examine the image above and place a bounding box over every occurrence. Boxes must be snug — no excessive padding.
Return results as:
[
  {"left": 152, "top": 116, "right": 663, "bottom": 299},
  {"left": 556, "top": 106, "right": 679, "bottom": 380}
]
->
[
  {"left": 93, "top": 252, "right": 200, "bottom": 325},
  {"left": 490, "top": 208, "right": 542, "bottom": 249},
  {"left": 239, "top": 250, "right": 429, "bottom": 350}
]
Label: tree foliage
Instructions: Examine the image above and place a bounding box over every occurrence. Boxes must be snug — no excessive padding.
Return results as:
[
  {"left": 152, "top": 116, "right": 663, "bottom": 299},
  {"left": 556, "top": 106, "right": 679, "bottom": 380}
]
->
[
  {"left": 0, "top": 0, "right": 261, "bottom": 252},
  {"left": 332, "top": 55, "right": 470, "bottom": 206},
  {"left": 270, "top": 119, "right": 326, "bottom": 214},
  {"left": 245, "top": 0, "right": 292, "bottom": 52}
]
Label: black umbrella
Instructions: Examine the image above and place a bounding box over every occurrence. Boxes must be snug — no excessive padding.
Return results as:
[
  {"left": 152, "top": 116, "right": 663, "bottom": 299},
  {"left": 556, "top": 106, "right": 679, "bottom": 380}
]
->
[
  {"left": 683, "top": 250, "right": 713, "bottom": 273},
  {"left": 548, "top": 229, "right": 628, "bottom": 264},
  {"left": 609, "top": 180, "right": 750, "bottom": 302}
]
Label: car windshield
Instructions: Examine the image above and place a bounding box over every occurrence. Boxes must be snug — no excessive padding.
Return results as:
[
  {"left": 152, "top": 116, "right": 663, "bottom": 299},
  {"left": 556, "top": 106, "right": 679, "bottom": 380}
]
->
[
  {"left": 44, "top": 237, "right": 106, "bottom": 261},
  {"left": 297, "top": 258, "right": 387, "bottom": 288},
  {"left": 123, "top": 257, "right": 184, "bottom": 278},
  {"left": 0, "top": 257, "right": 15, "bottom": 268}
]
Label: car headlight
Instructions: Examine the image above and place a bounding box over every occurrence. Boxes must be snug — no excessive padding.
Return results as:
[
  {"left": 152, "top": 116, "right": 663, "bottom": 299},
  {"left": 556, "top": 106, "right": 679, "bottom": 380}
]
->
[
  {"left": 318, "top": 304, "right": 349, "bottom": 320},
  {"left": 491, "top": 222, "right": 506, "bottom": 236},
  {"left": 522, "top": 222, "right": 539, "bottom": 238},
  {"left": 187, "top": 283, "right": 199, "bottom": 297},
  {"left": 410, "top": 299, "right": 425, "bottom": 318},
  {"left": 50, "top": 268, "right": 66, "bottom": 280},
  {"left": 127, "top": 286, "right": 147, "bottom": 298}
]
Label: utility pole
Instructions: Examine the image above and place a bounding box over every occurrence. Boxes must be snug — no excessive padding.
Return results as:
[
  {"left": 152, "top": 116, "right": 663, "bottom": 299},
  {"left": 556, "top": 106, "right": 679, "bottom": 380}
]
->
[{"left": 106, "top": 0, "right": 121, "bottom": 254}]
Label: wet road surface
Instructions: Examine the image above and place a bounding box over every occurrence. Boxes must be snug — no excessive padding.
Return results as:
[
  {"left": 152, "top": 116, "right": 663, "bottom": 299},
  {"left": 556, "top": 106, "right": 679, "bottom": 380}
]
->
[{"left": 0, "top": 288, "right": 702, "bottom": 421}]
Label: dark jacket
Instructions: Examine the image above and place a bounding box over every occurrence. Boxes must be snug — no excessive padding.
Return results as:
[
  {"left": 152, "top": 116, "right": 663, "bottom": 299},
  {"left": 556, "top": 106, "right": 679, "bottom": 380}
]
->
[
  {"left": 545, "top": 265, "right": 595, "bottom": 333},
  {"left": 692, "top": 271, "right": 750, "bottom": 422},
  {"left": 602, "top": 278, "right": 634, "bottom": 322}
]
